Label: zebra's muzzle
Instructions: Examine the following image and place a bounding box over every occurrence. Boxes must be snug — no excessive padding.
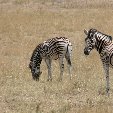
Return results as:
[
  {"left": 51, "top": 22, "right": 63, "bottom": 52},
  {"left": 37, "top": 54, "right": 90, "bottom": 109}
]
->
[
  {"left": 32, "top": 71, "right": 42, "bottom": 81},
  {"left": 33, "top": 75, "right": 39, "bottom": 81},
  {"left": 84, "top": 48, "right": 90, "bottom": 55}
]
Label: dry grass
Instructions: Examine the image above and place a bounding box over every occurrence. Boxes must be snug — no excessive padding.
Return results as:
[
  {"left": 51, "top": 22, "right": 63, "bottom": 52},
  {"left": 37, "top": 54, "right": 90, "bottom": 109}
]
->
[{"left": 1, "top": 0, "right": 113, "bottom": 113}]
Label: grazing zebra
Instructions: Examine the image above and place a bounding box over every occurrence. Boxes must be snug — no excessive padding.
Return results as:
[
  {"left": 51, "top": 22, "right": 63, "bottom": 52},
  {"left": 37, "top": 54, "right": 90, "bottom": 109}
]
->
[
  {"left": 84, "top": 28, "right": 113, "bottom": 95},
  {"left": 29, "top": 37, "right": 72, "bottom": 81}
]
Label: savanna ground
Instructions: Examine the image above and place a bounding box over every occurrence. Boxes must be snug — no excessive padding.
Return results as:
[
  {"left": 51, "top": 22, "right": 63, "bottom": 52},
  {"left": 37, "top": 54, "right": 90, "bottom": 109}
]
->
[{"left": 1, "top": 0, "right": 113, "bottom": 113}]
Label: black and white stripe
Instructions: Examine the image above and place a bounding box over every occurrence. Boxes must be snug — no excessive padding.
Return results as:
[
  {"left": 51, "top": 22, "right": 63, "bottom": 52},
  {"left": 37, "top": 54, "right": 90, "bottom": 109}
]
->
[
  {"left": 29, "top": 37, "right": 72, "bottom": 81},
  {"left": 84, "top": 28, "right": 113, "bottom": 95}
]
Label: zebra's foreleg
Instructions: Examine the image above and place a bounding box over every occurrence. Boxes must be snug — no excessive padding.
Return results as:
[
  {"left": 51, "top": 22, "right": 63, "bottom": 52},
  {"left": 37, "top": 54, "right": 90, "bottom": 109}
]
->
[
  {"left": 59, "top": 57, "right": 64, "bottom": 81},
  {"left": 45, "top": 59, "right": 52, "bottom": 81},
  {"left": 102, "top": 58, "right": 110, "bottom": 96}
]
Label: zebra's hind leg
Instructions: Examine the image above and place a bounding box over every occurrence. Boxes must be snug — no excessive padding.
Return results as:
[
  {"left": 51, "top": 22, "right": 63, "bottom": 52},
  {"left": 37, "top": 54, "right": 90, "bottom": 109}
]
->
[
  {"left": 59, "top": 57, "right": 64, "bottom": 81},
  {"left": 104, "top": 65, "right": 110, "bottom": 96},
  {"left": 45, "top": 59, "right": 52, "bottom": 81},
  {"left": 65, "top": 56, "right": 72, "bottom": 80},
  {"left": 102, "top": 60, "right": 110, "bottom": 96}
]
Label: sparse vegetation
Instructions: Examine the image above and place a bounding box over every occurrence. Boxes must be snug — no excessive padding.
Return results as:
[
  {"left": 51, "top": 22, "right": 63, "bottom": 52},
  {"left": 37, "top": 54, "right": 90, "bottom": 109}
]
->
[
  {"left": 13, "top": 0, "right": 30, "bottom": 5},
  {"left": 0, "top": 0, "right": 113, "bottom": 113}
]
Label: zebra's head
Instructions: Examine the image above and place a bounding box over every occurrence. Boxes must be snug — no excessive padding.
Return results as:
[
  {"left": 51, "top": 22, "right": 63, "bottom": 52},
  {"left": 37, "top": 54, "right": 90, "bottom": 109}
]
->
[
  {"left": 84, "top": 29, "right": 97, "bottom": 55},
  {"left": 29, "top": 61, "right": 42, "bottom": 81}
]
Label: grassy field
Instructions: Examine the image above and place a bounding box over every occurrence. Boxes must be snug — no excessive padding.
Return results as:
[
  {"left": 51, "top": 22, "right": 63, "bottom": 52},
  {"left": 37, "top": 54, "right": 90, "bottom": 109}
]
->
[{"left": 1, "top": 0, "right": 113, "bottom": 113}]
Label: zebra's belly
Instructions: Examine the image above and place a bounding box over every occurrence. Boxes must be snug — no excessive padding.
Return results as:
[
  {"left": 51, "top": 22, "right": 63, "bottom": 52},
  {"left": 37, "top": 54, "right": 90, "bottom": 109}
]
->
[
  {"left": 50, "top": 54, "right": 59, "bottom": 60},
  {"left": 43, "top": 54, "right": 59, "bottom": 60}
]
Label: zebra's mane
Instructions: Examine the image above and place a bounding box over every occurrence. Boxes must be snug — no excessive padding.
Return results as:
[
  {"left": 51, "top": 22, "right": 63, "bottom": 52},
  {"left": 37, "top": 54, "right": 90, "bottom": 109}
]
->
[
  {"left": 97, "top": 32, "right": 112, "bottom": 41},
  {"left": 30, "top": 43, "right": 43, "bottom": 62},
  {"left": 46, "top": 37, "right": 68, "bottom": 43},
  {"left": 89, "top": 28, "right": 112, "bottom": 41}
]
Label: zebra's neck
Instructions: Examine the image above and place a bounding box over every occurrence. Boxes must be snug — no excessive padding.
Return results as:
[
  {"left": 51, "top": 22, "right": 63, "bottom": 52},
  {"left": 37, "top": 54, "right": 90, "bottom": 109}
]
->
[
  {"left": 30, "top": 46, "right": 42, "bottom": 69},
  {"left": 95, "top": 32, "right": 112, "bottom": 54}
]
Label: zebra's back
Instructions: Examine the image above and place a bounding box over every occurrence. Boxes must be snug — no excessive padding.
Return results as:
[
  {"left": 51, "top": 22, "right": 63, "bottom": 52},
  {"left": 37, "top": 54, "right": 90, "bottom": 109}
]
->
[{"left": 41, "top": 37, "right": 72, "bottom": 60}]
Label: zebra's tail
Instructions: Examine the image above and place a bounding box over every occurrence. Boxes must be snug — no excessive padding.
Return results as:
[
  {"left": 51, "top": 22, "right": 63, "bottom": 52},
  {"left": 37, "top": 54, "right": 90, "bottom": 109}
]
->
[{"left": 65, "top": 43, "right": 72, "bottom": 66}]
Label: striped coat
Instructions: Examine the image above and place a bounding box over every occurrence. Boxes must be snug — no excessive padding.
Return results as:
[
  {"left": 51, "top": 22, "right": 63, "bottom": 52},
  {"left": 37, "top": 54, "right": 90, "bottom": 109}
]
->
[{"left": 29, "top": 37, "right": 72, "bottom": 81}]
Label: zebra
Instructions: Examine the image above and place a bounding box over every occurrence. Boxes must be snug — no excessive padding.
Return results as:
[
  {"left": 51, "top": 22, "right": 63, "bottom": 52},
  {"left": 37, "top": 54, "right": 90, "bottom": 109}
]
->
[
  {"left": 29, "top": 37, "right": 72, "bottom": 81},
  {"left": 84, "top": 28, "right": 113, "bottom": 95}
]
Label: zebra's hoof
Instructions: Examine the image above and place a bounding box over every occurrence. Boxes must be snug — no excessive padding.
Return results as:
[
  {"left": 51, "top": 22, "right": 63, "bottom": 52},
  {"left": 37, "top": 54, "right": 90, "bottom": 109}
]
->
[
  {"left": 47, "top": 78, "right": 52, "bottom": 81},
  {"left": 106, "top": 88, "right": 110, "bottom": 97},
  {"left": 70, "top": 77, "right": 72, "bottom": 80},
  {"left": 57, "top": 77, "right": 62, "bottom": 82}
]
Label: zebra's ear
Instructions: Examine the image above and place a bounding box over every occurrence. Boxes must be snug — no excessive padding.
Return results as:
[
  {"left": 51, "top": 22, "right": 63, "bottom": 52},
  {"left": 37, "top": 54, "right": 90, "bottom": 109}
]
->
[
  {"left": 109, "top": 36, "right": 112, "bottom": 41},
  {"left": 84, "top": 29, "right": 88, "bottom": 35}
]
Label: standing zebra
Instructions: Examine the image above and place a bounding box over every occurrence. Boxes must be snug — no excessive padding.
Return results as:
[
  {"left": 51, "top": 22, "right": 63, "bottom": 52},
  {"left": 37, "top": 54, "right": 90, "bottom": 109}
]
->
[
  {"left": 29, "top": 37, "right": 72, "bottom": 81},
  {"left": 84, "top": 28, "right": 113, "bottom": 95}
]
